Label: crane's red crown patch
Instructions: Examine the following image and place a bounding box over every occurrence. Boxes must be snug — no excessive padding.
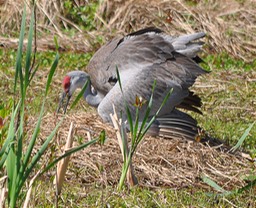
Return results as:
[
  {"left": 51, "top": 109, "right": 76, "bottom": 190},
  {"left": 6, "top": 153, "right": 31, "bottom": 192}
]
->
[{"left": 63, "top": 76, "right": 71, "bottom": 93}]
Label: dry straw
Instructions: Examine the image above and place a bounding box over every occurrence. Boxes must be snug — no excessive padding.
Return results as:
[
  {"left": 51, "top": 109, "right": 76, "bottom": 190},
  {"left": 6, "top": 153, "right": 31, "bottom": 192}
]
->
[
  {"left": 27, "top": 112, "right": 255, "bottom": 190},
  {"left": 0, "top": 0, "right": 256, "bottom": 61},
  {"left": 54, "top": 121, "right": 75, "bottom": 195}
]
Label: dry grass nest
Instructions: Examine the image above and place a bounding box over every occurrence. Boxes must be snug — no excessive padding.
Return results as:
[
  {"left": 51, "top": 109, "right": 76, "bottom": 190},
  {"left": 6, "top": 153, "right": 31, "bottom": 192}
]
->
[{"left": 27, "top": 111, "right": 255, "bottom": 191}]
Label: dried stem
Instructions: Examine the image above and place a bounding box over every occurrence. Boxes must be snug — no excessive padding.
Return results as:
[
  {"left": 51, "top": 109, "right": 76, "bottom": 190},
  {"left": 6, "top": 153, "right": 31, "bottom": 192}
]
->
[{"left": 54, "top": 121, "right": 74, "bottom": 195}]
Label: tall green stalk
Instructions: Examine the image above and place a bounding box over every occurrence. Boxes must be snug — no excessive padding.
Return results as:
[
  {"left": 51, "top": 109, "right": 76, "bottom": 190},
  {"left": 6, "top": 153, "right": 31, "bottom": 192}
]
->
[
  {"left": 116, "top": 68, "right": 173, "bottom": 189},
  {"left": 0, "top": 6, "right": 105, "bottom": 207}
]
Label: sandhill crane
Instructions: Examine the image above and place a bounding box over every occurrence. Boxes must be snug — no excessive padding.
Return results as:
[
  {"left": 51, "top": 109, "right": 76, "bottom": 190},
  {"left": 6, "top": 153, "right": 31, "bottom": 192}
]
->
[{"left": 58, "top": 27, "right": 208, "bottom": 140}]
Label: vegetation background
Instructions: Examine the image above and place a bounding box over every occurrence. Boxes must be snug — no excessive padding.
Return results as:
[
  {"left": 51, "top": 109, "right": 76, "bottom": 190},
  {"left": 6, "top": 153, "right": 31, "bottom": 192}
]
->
[{"left": 0, "top": 0, "right": 255, "bottom": 207}]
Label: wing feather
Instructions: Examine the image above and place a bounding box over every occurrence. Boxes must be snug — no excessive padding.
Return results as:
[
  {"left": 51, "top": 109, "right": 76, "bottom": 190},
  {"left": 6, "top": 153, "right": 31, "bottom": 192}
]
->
[
  {"left": 87, "top": 28, "right": 207, "bottom": 131},
  {"left": 97, "top": 54, "right": 205, "bottom": 123}
]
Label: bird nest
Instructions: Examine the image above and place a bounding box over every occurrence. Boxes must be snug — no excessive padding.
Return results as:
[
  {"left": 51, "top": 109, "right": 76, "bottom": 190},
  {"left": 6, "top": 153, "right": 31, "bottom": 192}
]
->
[{"left": 27, "top": 111, "right": 255, "bottom": 191}]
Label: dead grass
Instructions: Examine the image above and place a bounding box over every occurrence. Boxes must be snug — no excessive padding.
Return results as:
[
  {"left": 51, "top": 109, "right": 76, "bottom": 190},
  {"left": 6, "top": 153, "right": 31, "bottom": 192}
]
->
[
  {"left": 0, "top": 0, "right": 256, "bottom": 61},
  {"left": 26, "top": 112, "right": 255, "bottom": 191},
  {"left": 96, "top": 0, "right": 256, "bottom": 62}
]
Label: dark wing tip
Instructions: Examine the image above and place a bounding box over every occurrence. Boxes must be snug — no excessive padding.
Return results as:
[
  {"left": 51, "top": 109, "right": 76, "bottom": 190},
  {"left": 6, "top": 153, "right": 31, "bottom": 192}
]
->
[
  {"left": 127, "top": 27, "right": 163, "bottom": 37},
  {"left": 116, "top": 27, "right": 164, "bottom": 48}
]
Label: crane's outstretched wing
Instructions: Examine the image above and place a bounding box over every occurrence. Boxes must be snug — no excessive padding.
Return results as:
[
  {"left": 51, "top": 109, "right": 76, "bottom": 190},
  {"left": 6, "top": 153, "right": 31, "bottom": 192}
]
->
[
  {"left": 87, "top": 27, "right": 207, "bottom": 139},
  {"left": 87, "top": 27, "right": 206, "bottom": 95},
  {"left": 97, "top": 51, "right": 206, "bottom": 122}
]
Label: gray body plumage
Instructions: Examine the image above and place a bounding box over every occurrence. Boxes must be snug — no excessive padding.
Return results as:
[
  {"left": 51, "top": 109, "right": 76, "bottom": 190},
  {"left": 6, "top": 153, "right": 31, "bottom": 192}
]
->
[{"left": 64, "top": 28, "right": 208, "bottom": 140}]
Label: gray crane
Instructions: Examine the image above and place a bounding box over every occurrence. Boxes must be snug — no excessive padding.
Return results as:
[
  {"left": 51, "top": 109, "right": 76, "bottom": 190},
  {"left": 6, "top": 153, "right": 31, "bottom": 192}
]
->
[{"left": 58, "top": 27, "right": 208, "bottom": 140}]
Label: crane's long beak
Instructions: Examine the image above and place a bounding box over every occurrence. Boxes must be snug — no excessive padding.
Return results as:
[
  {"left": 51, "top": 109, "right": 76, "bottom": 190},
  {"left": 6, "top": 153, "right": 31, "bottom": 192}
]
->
[{"left": 57, "top": 92, "right": 72, "bottom": 114}]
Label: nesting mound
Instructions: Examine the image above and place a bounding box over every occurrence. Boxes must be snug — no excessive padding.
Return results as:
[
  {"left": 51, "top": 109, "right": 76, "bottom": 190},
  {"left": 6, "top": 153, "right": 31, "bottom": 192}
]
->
[{"left": 28, "top": 112, "right": 255, "bottom": 190}]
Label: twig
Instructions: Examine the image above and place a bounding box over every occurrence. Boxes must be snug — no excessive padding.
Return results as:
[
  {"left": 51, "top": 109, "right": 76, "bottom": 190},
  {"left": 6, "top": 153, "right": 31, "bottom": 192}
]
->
[
  {"left": 0, "top": 176, "right": 7, "bottom": 208},
  {"left": 54, "top": 121, "right": 74, "bottom": 196},
  {"left": 23, "top": 170, "right": 41, "bottom": 208}
]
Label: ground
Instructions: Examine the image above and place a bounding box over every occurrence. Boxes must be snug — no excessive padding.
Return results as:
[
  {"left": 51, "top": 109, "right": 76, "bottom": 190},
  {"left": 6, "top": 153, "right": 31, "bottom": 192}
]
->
[{"left": 0, "top": 0, "right": 255, "bottom": 207}]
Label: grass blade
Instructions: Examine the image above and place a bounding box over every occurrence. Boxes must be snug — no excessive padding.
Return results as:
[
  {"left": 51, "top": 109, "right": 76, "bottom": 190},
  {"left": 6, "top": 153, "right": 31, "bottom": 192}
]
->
[
  {"left": 0, "top": 101, "right": 20, "bottom": 164},
  {"left": 25, "top": 6, "right": 34, "bottom": 89},
  {"left": 54, "top": 35, "right": 59, "bottom": 51},
  {"left": 98, "top": 130, "right": 107, "bottom": 145},
  {"left": 202, "top": 176, "right": 230, "bottom": 194},
  {"left": 230, "top": 121, "right": 255, "bottom": 153},
  {"left": 136, "top": 81, "right": 156, "bottom": 140},
  {"left": 70, "top": 79, "right": 89, "bottom": 110},
  {"left": 28, "top": 63, "right": 39, "bottom": 85},
  {"left": 125, "top": 103, "right": 133, "bottom": 136},
  {"left": 19, "top": 101, "right": 45, "bottom": 180},
  {"left": 237, "top": 178, "right": 256, "bottom": 193},
  {"left": 132, "top": 108, "right": 139, "bottom": 139},
  {"left": 14, "top": 6, "right": 26, "bottom": 95},
  {"left": 116, "top": 66, "right": 123, "bottom": 92},
  {"left": 17, "top": 58, "right": 61, "bottom": 191},
  {"left": 41, "top": 138, "right": 99, "bottom": 175},
  {"left": 23, "top": 54, "right": 59, "bottom": 170},
  {"left": 116, "top": 67, "right": 134, "bottom": 134},
  {"left": 17, "top": 118, "right": 64, "bottom": 194},
  {"left": 45, "top": 53, "right": 59, "bottom": 95},
  {"left": 6, "top": 143, "right": 17, "bottom": 207}
]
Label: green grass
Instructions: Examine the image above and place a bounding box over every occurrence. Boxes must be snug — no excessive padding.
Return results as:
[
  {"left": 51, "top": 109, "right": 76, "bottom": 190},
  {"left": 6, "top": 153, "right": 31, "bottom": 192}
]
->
[
  {"left": 1, "top": 47, "right": 255, "bottom": 207},
  {"left": 193, "top": 53, "right": 256, "bottom": 156},
  {"left": 63, "top": 0, "right": 99, "bottom": 31},
  {"left": 30, "top": 179, "right": 255, "bottom": 207},
  {"left": 0, "top": 48, "right": 93, "bottom": 115},
  {"left": 0, "top": 10, "right": 103, "bottom": 206},
  {"left": 201, "top": 52, "right": 256, "bottom": 72}
]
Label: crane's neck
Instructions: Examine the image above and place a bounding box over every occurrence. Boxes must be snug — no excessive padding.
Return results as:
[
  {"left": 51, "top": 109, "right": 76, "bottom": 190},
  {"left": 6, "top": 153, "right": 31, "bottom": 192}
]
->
[{"left": 83, "top": 79, "right": 104, "bottom": 107}]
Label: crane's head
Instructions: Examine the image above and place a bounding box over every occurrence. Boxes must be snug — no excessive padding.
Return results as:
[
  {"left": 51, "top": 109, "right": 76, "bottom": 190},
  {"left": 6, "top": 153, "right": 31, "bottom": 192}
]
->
[{"left": 57, "top": 71, "right": 89, "bottom": 114}]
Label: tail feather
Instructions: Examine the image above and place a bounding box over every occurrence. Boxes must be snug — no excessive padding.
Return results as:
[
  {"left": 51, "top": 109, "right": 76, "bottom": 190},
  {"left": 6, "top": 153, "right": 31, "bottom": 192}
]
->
[
  {"left": 159, "top": 128, "right": 196, "bottom": 140},
  {"left": 172, "top": 32, "right": 206, "bottom": 47},
  {"left": 160, "top": 126, "right": 197, "bottom": 136},
  {"left": 177, "top": 91, "right": 203, "bottom": 114},
  {"left": 170, "top": 32, "right": 206, "bottom": 58},
  {"left": 148, "top": 109, "right": 199, "bottom": 140},
  {"left": 157, "top": 117, "right": 197, "bottom": 129}
]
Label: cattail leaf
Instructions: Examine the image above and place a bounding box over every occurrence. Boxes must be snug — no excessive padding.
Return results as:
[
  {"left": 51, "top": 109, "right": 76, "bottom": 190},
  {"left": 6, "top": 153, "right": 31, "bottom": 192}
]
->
[
  {"left": 14, "top": 6, "right": 26, "bottom": 95},
  {"left": 25, "top": 6, "right": 34, "bottom": 89}
]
